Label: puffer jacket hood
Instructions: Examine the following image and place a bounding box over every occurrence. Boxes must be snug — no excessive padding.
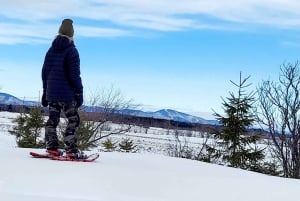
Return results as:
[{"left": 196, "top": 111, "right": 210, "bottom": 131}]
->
[{"left": 51, "top": 35, "right": 74, "bottom": 51}]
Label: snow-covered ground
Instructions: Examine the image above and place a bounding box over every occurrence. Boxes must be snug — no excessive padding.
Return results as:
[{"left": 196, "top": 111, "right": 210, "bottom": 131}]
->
[{"left": 0, "top": 111, "right": 299, "bottom": 201}]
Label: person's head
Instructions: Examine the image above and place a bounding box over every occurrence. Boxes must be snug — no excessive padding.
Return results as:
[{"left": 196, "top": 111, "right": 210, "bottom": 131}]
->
[{"left": 58, "top": 19, "right": 74, "bottom": 39}]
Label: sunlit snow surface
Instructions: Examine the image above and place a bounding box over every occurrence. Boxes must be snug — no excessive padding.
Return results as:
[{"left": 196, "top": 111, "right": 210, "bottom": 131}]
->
[{"left": 0, "top": 112, "right": 299, "bottom": 201}]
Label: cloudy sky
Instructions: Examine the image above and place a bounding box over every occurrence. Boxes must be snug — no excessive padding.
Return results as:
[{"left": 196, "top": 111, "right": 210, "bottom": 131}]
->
[{"left": 1, "top": 0, "right": 300, "bottom": 117}]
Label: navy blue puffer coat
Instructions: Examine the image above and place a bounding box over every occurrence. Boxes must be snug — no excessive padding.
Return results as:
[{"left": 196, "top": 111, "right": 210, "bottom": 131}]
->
[{"left": 42, "top": 36, "right": 83, "bottom": 103}]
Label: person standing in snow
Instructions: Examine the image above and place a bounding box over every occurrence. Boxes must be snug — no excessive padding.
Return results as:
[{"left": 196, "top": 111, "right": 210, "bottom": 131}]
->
[{"left": 41, "top": 19, "right": 84, "bottom": 158}]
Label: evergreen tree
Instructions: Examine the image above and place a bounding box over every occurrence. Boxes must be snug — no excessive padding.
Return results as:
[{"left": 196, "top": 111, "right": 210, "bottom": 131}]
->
[
  {"left": 9, "top": 106, "right": 44, "bottom": 148},
  {"left": 119, "top": 137, "right": 137, "bottom": 153},
  {"left": 75, "top": 119, "right": 98, "bottom": 150},
  {"left": 212, "top": 72, "right": 264, "bottom": 169},
  {"left": 102, "top": 138, "right": 117, "bottom": 152}
]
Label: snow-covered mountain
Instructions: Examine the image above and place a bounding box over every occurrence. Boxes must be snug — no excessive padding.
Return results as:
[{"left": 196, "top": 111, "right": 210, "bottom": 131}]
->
[
  {"left": 121, "top": 108, "right": 218, "bottom": 124},
  {"left": 0, "top": 92, "right": 37, "bottom": 106},
  {"left": 0, "top": 92, "right": 218, "bottom": 124}
]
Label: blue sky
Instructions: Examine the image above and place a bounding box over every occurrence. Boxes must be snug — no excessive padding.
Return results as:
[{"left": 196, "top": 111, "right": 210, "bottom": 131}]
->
[{"left": 1, "top": 1, "right": 300, "bottom": 118}]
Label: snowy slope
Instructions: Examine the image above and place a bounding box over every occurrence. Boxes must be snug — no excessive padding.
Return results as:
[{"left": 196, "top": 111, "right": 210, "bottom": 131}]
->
[
  {"left": 1, "top": 146, "right": 299, "bottom": 201},
  {"left": 0, "top": 112, "right": 299, "bottom": 201}
]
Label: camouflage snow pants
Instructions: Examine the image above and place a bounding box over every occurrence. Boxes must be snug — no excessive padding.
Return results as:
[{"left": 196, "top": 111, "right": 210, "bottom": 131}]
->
[{"left": 45, "top": 102, "right": 80, "bottom": 150}]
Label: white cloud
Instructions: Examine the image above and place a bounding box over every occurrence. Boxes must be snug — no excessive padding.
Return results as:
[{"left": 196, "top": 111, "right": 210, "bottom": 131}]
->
[
  {"left": 2, "top": 0, "right": 300, "bottom": 26},
  {"left": 1, "top": 0, "right": 300, "bottom": 44},
  {"left": 0, "top": 21, "right": 131, "bottom": 44},
  {"left": 75, "top": 0, "right": 300, "bottom": 28},
  {"left": 76, "top": 26, "right": 131, "bottom": 37},
  {"left": 0, "top": 22, "right": 55, "bottom": 44}
]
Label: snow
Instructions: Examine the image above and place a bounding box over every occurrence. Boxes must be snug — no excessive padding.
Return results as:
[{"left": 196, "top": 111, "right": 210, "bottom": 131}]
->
[{"left": 0, "top": 112, "right": 299, "bottom": 201}]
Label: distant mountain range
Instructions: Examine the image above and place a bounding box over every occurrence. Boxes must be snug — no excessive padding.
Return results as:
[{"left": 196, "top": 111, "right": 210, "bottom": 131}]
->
[
  {"left": 0, "top": 92, "right": 218, "bottom": 125},
  {"left": 120, "top": 108, "right": 218, "bottom": 125},
  {"left": 0, "top": 92, "right": 37, "bottom": 106}
]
